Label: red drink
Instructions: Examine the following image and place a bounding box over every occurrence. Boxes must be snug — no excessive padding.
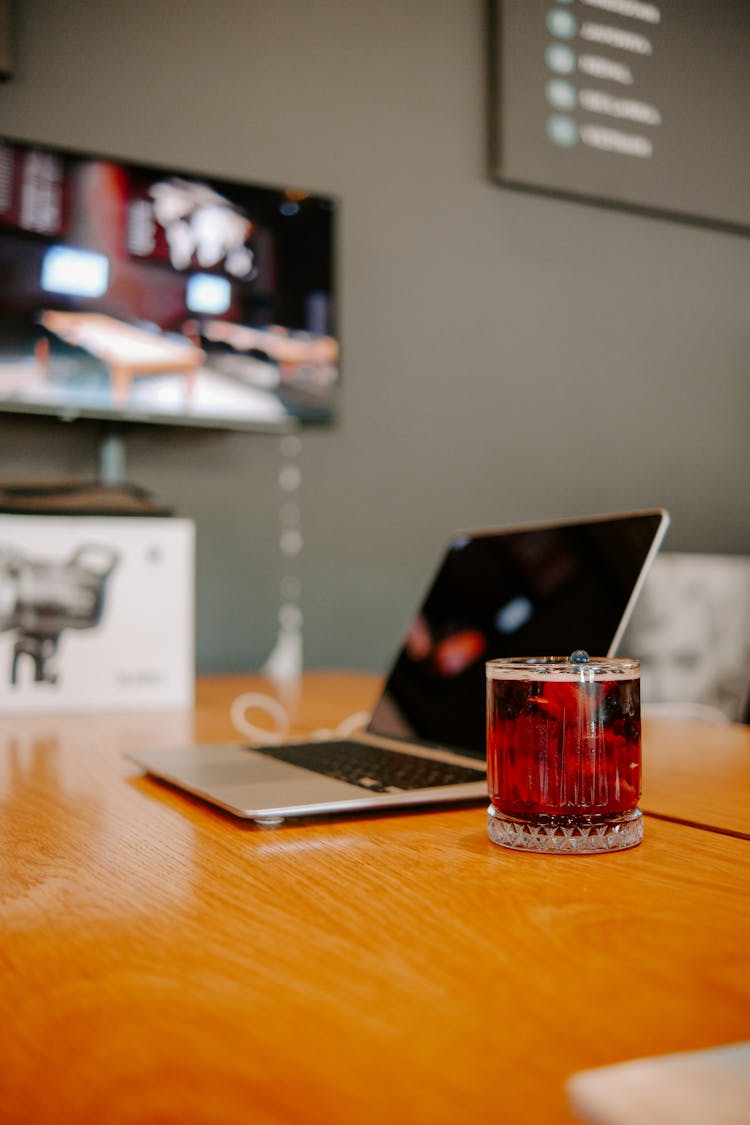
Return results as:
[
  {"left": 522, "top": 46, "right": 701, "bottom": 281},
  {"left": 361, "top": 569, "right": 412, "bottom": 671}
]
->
[{"left": 486, "top": 656, "right": 642, "bottom": 853}]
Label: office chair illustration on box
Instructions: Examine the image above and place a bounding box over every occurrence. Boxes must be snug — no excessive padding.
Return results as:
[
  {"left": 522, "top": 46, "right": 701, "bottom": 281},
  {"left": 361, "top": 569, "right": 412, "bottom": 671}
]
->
[{"left": 0, "top": 543, "right": 119, "bottom": 685}]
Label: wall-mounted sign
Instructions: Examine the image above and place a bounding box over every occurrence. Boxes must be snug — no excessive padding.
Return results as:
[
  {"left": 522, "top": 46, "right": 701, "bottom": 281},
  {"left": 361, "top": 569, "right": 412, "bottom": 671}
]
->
[{"left": 489, "top": 0, "right": 750, "bottom": 234}]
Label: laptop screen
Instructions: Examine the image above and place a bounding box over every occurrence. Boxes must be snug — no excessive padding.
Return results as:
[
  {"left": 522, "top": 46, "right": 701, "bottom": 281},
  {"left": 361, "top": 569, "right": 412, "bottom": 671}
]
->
[{"left": 368, "top": 510, "right": 669, "bottom": 759}]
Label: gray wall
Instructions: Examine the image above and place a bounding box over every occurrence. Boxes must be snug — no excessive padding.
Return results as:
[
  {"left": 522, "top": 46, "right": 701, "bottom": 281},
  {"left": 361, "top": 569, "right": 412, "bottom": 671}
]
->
[{"left": 1, "top": 0, "right": 748, "bottom": 673}]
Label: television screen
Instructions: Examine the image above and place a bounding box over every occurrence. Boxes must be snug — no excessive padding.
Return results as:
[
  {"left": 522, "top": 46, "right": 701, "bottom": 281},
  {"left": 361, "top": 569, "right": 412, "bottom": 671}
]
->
[{"left": 0, "top": 136, "right": 339, "bottom": 430}]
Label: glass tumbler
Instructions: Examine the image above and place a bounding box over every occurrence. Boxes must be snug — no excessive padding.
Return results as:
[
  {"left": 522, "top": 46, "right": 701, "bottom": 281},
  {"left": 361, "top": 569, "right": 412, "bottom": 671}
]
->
[{"left": 486, "top": 654, "right": 642, "bottom": 854}]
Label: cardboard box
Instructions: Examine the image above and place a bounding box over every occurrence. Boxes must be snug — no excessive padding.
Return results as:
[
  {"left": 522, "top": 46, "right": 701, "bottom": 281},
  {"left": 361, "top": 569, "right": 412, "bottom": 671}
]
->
[{"left": 0, "top": 514, "right": 194, "bottom": 712}]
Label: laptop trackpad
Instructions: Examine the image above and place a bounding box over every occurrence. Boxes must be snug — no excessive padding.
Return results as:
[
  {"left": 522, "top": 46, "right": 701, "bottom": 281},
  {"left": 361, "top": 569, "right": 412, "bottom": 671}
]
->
[{"left": 128, "top": 742, "right": 363, "bottom": 812}]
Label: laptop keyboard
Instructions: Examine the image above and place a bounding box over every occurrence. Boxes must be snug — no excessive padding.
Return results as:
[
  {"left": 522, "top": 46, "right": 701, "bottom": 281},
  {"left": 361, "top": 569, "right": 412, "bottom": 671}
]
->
[{"left": 249, "top": 740, "right": 484, "bottom": 794}]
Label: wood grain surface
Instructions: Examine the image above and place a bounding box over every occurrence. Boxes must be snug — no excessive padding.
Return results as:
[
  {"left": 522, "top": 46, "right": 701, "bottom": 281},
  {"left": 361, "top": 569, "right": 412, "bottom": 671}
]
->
[
  {"left": 641, "top": 717, "right": 750, "bottom": 838},
  {"left": 2, "top": 673, "right": 749, "bottom": 1125}
]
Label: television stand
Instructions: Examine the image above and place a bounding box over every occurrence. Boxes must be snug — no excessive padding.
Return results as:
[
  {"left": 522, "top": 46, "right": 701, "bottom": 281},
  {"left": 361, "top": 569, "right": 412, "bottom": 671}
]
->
[
  {"left": 0, "top": 424, "right": 171, "bottom": 516},
  {"left": 98, "top": 427, "right": 127, "bottom": 485}
]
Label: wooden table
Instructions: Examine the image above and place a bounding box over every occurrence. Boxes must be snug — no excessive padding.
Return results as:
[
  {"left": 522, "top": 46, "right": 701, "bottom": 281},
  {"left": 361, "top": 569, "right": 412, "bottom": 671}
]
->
[
  {"left": 641, "top": 718, "right": 750, "bottom": 839},
  {"left": 2, "top": 672, "right": 749, "bottom": 1125},
  {"left": 39, "top": 311, "right": 205, "bottom": 404},
  {"left": 204, "top": 320, "right": 339, "bottom": 371}
]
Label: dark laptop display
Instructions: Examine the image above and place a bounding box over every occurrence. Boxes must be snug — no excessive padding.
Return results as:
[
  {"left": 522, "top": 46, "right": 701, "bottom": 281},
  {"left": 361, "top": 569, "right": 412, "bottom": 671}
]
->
[{"left": 369, "top": 511, "right": 667, "bottom": 756}]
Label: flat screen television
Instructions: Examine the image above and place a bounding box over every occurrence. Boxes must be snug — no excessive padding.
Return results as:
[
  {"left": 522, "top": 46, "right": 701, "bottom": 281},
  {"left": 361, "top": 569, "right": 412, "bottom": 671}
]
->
[{"left": 0, "top": 136, "right": 339, "bottom": 432}]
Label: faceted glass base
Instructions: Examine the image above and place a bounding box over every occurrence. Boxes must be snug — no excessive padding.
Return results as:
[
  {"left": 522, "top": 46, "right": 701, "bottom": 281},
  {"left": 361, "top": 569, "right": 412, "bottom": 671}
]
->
[{"left": 487, "top": 804, "right": 643, "bottom": 854}]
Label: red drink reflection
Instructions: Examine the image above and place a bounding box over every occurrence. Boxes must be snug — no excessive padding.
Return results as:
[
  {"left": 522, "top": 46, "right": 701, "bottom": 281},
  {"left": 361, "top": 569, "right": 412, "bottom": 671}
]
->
[{"left": 487, "top": 676, "right": 641, "bottom": 819}]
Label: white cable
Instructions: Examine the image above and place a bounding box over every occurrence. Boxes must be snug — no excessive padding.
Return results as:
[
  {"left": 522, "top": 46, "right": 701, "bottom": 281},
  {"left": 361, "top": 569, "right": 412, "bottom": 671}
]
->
[
  {"left": 230, "top": 690, "right": 370, "bottom": 744},
  {"left": 230, "top": 691, "right": 290, "bottom": 744}
]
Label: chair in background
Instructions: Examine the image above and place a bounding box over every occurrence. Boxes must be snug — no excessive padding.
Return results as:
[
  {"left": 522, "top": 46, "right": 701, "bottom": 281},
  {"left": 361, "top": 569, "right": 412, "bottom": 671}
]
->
[{"left": 620, "top": 553, "right": 750, "bottom": 723}]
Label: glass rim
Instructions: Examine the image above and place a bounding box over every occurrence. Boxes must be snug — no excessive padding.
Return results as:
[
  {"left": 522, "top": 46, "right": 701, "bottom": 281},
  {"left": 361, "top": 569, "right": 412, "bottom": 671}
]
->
[{"left": 486, "top": 655, "right": 640, "bottom": 680}]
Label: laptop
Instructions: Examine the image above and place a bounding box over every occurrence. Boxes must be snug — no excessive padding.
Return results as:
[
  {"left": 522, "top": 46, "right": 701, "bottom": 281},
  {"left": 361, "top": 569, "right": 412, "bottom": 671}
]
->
[{"left": 128, "top": 508, "right": 669, "bottom": 824}]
